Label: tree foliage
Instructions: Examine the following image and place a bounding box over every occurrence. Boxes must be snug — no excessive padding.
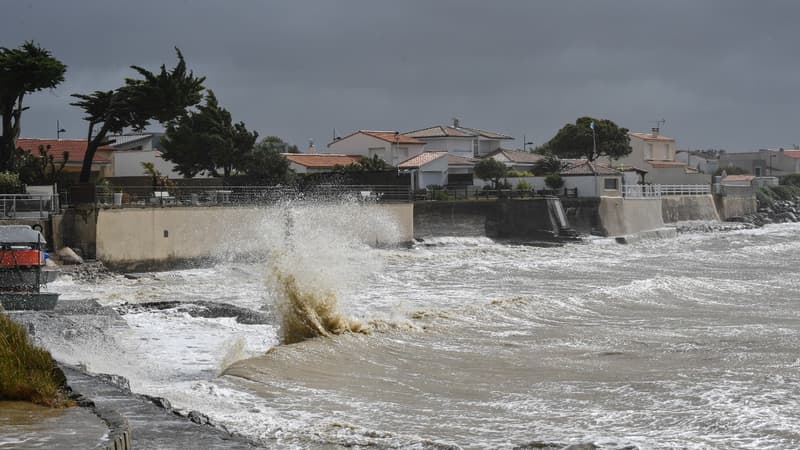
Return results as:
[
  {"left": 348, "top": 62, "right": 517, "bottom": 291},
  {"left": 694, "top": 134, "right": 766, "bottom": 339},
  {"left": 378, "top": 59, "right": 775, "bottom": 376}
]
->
[
  {"left": 244, "top": 137, "right": 293, "bottom": 183},
  {"left": 334, "top": 155, "right": 392, "bottom": 173},
  {"left": 713, "top": 165, "right": 749, "bottom": 176},
  {"left": 71, "top": 48, "right": 205, "bottom": 182},
  {"left": 474, "top": 158, "right": 507, "bottom": 189},
  {"left": 545, "top": 116, "right": 631, "bottom": 162},
  {"left": 15, "top": 144, "right": 68, "bottom": 185},
  {"left": 160, "top": 91, "right": 258, "bottom": 177},
  {"left": 0, "top": 41, "right": 66, "bottom": 172},
  {"left": 532, "top": 153, "right": 565, "bottom": 176}
]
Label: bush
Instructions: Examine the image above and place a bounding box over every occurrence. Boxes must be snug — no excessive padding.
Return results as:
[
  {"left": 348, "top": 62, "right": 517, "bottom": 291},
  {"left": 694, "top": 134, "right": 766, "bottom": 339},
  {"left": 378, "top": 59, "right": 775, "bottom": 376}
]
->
[
  {"left": 768, "top": 185, "right": 800, "bottom": 201},
  {"left": 0, "top": 171, "right": 24, "bottom": 194},
  {"left": 516, "top": 180, "right": 531, "bottom": 191},
  {"left": 714, "top": 165, "right": 749, "bottom": 176},
  {"left": 756, "top": 188, "right": 775, "bottom": 208},
  {"left": 545, "top": 173, "right": 564, "bottom": 189},
  {"left": 781, "top": 173, "right": 800, "bottom": 187},
  {"left": 0, "top": 313, "right": 71, "bottom": 407},
  {"left": 506, "top": 169, "right": 533, "bottom": 178}
]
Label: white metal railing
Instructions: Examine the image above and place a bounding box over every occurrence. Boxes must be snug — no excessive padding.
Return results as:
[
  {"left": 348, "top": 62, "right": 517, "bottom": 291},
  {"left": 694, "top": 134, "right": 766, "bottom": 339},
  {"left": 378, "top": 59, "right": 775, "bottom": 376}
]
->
[
  {"left": 623, "top": 184, "right": 711, "bottom": 198},
  {"left": 0, "top": 193, "right": 58, "bottom": 218}
]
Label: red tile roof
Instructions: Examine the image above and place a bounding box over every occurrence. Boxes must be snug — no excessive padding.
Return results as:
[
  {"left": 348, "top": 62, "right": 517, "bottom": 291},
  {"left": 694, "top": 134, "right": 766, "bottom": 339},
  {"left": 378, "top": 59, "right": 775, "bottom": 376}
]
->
[
  {"left": 329, "top": 130, "right": 424, "bottom": 147},
  {"left": 485, "top": 148, "right": 544, "bottom": 164},
  {"left": 284, "top": 154, "right": 361, "bottom": 168},
  {"left": 722, "top": 175, "right": 755, "bottom": 182},
  {"left": 647, "top": 160, "right": 688, "bottom": 168},
  {"left": 446, "top": 153, "right": 475, "bottom": 166},
  {"left": 629, "top": 132, "right": 675, "bottom": 142},
  {"left": 17, "top": 138, "right": 112, "bottom": 163},
  {"left": 783, "top": 150, "right": 800, "bottom": 159},
  {"left": 560, "top": 159, "right": 620, "bottom": 176},
  {"left": 398, "top": 151, "right": 448, "bottom": 168},
  {"left": 404, "top": 125, "right": 513, "bottom": 140}
]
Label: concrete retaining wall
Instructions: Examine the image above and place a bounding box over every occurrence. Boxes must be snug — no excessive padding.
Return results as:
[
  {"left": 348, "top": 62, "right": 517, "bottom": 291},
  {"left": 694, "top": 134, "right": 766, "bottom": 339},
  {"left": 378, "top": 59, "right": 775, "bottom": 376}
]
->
[
  {"left": 661, "top": 195, "right": 720, "bottom": 223},
  {"left": 598, "top": 197, "right": 665, "bottom": 236},
  {"left": 560, "top": 198, "right": 601, "bottom": 234},
  {"left": 715, "top": 194, "right": 757, "bottom": 220},
  {"left": 89, "top": 204, "right": 412, "bottom": 270}
]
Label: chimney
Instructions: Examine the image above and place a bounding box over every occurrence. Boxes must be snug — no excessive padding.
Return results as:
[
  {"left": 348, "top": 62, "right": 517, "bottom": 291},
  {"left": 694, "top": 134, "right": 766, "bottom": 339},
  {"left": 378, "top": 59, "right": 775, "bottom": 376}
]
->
[
  {"left": 308, "top": 139, "right": 315, "bottom": 154},
  {"left": 651, "top": 127, "right": 659, "bottom": 136},
  {"left": 452, "top": 117, "right": 460, "bottom": 128}
]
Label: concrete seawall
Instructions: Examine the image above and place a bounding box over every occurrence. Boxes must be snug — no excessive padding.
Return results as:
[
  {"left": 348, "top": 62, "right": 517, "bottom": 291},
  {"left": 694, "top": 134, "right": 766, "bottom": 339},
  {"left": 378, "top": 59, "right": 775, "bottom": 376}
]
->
[
  {"left": 54, "top": 203, "right": 413, "bottom": 270},
  {"left": 661, "top": 195, "right": 720, "bottom": 223},
  {"left": 598, "top": 197, "right": 665, "bottom": 236},
  {"left": 715, "top": 194, "right": 757, "bottom": 220}
]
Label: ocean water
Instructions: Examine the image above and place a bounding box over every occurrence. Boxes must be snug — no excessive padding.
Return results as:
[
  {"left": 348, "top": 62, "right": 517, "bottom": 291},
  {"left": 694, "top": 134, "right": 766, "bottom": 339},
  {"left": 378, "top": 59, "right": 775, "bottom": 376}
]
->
[{"left": 42, "top": 210, "right": 800, "bottom": 449}]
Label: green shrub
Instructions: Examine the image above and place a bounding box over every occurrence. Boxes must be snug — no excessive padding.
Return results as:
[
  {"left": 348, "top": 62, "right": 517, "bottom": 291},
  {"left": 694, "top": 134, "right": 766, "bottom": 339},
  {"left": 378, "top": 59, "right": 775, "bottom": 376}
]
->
[
  {"left": 768, "top": 185, "right": 800, "bottom": 201},
  {"left": 0, "top": 313, "right": 71, "bottom": 407},
  {"left": 516, "top": 180, "right": 531, "bottom": 191},
  {"left": 545, "top": 173, "right": 564, "bottom": 189},
  {"left": 781, "top": 173, "right": 800, "bottom": 187},
  {"left": 506, "top": 169, "right": 533, "bottom": 178},
  {"left": 0, "top": 172, "right": 24, "bottom": 194},
  {"left": 756, "top": 188, "right": 775, "bottom": 207}
]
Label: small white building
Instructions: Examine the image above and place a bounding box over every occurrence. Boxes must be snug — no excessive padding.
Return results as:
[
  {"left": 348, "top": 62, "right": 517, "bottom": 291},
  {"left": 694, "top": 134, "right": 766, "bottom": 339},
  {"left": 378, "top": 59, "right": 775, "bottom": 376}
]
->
[
  {"left": 107, "top": 133, "right": 182, "bottom": 177},
  {"left": 485, "top": 149, "right": 544, "bottom": 171},
  {"left": 559, "top": 159, "right": 623, "bottom": 197},
  {"left": 324, "top": 130, "right": 426, "bottom": 167},
  {"left": 403, "top": 119, "right": 513, "bottom": 159},
  {"left": 397, "top": 152, "right": 476, "bottom": 189}
]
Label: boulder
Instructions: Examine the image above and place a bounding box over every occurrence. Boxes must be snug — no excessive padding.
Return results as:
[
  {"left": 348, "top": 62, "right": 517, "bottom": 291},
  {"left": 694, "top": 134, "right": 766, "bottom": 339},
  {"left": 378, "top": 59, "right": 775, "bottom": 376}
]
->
[{"left": 57, "top": 247, "right": 84, "bottom": 265}]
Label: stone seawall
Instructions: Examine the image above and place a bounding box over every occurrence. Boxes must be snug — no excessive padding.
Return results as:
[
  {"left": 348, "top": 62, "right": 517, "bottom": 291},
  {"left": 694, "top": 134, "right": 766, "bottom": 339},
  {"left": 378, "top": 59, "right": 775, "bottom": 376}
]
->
[
  {"left": 715, "top": 194, "right": 758, "bottom": 220},
  {"left": 598, "top": 197, "right": 665, "bottom": 237}
]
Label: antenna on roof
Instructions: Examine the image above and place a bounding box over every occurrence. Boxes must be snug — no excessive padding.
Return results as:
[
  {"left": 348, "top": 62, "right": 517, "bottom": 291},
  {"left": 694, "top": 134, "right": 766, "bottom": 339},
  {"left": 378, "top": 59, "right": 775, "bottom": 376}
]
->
[{"left": 56, "top": 120, "right": 66, "bottom": 139}]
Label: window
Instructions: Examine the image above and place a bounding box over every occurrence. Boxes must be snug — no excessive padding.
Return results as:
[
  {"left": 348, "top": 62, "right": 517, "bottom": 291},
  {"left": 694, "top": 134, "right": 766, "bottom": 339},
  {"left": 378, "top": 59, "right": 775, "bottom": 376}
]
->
[
  {"left": 604, "top": 178, "right": 619, "bottom": 190},
  {"left": 472, "top": 139, "right": 479, "bottom": 157},
  {"left": 368, "top": 147, "right": 385, "bottom": 159},
  {"left": 754, "top": 167, "right": 762, "bottom": 176}
]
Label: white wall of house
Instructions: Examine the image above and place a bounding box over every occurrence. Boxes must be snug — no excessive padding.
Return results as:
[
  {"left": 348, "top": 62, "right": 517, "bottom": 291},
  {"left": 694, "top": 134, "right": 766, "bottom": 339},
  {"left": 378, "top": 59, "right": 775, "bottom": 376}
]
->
[
  {"left": 113, "top": 150, "right": 181, "bottom": 177},
  {"left": 416, "top": 157, "right": 449, "bottom": 189},
  {"left": 326, "top": 133, "right": 424, "bottom": 166},
  {"left": 415, "top": 137, "right": 472, "bottom": 157}
]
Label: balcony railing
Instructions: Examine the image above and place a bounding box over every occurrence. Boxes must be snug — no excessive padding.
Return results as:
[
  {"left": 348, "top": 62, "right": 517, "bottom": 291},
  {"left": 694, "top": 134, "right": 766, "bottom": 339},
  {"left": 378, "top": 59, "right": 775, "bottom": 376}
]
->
[{"left": 623, "top": 184, "right": 711, "bottom": 198}]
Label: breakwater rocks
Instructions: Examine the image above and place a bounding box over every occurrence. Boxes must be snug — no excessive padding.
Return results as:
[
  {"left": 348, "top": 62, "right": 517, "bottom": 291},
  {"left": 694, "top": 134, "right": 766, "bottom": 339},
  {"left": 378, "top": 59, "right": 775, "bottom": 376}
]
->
[
  {"left": 675, "top": 221, "right": 758, "bottom": 234},
  {"left": 740, "top": 197, "right": 800, "bottom": 227}
]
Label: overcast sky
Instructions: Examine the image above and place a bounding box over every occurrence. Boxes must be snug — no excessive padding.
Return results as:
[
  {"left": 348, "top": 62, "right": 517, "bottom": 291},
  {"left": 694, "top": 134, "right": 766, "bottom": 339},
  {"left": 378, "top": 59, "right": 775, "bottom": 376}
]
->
[{"left": 3, "top": 0, "right": 799, "bottom": 151}]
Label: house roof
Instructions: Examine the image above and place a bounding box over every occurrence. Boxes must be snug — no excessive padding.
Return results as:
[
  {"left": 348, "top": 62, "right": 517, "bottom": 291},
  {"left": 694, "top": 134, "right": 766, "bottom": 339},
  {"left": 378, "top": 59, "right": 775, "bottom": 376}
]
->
[
  {"left": 485, "top": 148, "right": 544, "bottom": 164},
  {"left": 404, "top": 125, "right": 513, "bottom": 140},
  {"left": 646, "top": 160, "right": 688, "bottom": 168},
  {"left": 629, "top": 132, "right": 675, "bottom": 142},
  {"left": 783, "top": 150, "right": 800, "bottom": 159},
  {"left": 16, "top": 138, "right": 112, "bottom": 164},
  {"left": 722, "top": 175, "right": 755, "bottom": 182},
  {"left": 446, "top": 153, "right": 475, "bottom": 166},
  {"left": 560, "top": 159, "right": 621, "bottom": 176},
  {"left": 329, "top": 130, "right": 424, "bottom": 147},
  {"left": 107, "top": 133, "right": 157, "bottom": 147},
  {"left": 398, "top": 151, "right": 448, "bottom": 169},
  {"left": 284, "top": 153, "right": 361, "bottom": 168}
]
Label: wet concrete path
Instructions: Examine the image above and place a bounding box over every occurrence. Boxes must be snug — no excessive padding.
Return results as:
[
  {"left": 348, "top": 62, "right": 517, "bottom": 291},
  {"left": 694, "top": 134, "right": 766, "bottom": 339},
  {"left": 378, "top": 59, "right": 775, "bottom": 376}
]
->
[
  {"left": 61, "top": 366, "right": 260, "bottom": 449},
  {"left": 0, "top": 401, "right": 107, "bottom": 449}
]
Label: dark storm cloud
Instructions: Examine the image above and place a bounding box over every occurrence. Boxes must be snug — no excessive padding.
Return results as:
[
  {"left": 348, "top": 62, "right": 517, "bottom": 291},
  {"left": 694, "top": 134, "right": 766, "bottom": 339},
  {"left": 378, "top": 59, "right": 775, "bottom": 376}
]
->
[{"left": 3, "top": 0, "right": 799, "bottom": 150}]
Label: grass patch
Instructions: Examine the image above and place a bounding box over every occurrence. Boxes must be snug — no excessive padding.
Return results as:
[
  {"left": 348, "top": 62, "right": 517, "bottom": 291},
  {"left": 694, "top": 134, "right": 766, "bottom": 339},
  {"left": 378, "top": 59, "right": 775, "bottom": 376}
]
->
[{"left": 0, "top": 313, "right": 72, "bottom": 407}]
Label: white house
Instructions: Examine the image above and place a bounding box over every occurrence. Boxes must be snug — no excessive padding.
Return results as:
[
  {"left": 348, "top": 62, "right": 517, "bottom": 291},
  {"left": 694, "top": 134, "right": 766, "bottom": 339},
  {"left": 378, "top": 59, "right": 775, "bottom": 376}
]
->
[
  {"left": 611, "top": 128, "right": 710, "bottom": 185},
  {"left": 397, "top": 152, "right": 476, "bottom": 189},
  {"left": 324, "top": 130, "right": 426, "bottom": 167},
  {"left": 107, "top": 133, "right": 183, "bottom": 177},
  {"left": 719, "top": 148, "right": 800, "bottom": 178},
  {"left": 559, "top": 159, "right": 623, "bottom": 197},
  {"left": 403, "top": 119, "right": 513, "bottom": 159},
  {"left": 676, "top": 150, "right": 720, "bottom": 174},
  {"left": 485, "top": 148, "right": 543, "bottom": 171}
]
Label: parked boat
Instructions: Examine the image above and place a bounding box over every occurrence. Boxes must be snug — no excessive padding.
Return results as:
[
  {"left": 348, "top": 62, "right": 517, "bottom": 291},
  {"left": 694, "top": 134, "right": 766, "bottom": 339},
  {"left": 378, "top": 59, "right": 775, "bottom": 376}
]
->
[{"left": 0, "top": 225, "right": 59, "bottom": 310}]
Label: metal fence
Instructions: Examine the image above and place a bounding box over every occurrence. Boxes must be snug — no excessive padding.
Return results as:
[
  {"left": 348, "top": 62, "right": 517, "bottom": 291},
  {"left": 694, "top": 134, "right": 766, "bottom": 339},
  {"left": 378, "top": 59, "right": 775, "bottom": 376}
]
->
[
  {"left": 0, "top": 194, "right": 59, "bottom": 219},
  {"left": 81, "top": 184, "right": 414, "bottom": 208},
  {"left": 419, "top": 186, "right": 575, "bottom": 201},
  {"left": 623, "top": 184, "right": 711, "bottom": 199}
]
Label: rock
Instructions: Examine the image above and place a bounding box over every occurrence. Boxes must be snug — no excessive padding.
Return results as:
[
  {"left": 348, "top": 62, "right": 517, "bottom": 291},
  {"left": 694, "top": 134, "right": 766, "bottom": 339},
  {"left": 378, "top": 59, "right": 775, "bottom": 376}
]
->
[
  {"left": 188, "top": 410, "right": 210, "bottom": 425},
  {"left": 57, "top": 247, "right": 84, "bottom": 265},
  {"left": 147, "top": 396, "right": 172, "bottom": 411}
]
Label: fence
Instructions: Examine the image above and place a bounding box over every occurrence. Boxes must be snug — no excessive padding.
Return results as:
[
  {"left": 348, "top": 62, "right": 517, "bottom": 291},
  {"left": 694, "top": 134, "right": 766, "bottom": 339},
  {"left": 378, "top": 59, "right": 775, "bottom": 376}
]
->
[
  {"left": 623, "top": 184, "right": 711, "bottom": 199},
  {"left": 0, "top": 194, "right": 59, "bottom": 219},
  {"left": 73, "top": 184, "right": 413, "bottom": 208},
  {"left": 419, "top": 186, "right": 576, "bottom": 201}
]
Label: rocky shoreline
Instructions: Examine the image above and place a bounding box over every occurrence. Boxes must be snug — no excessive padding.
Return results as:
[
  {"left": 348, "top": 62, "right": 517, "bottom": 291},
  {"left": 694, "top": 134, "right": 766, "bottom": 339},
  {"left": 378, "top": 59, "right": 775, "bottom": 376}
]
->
[{"left": 676, "top": 195, "right": 800, "bottom": 234}]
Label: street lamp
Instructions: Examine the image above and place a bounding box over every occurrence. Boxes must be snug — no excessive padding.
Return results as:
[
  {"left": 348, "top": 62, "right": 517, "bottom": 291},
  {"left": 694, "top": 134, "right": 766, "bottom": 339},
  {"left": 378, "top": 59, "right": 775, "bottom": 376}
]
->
[
  {"left": 56, "top": 120, "right": 66, "bottom": 139},
  {"left": 522, "top": 134, "right": 534, "bottom": 152}
]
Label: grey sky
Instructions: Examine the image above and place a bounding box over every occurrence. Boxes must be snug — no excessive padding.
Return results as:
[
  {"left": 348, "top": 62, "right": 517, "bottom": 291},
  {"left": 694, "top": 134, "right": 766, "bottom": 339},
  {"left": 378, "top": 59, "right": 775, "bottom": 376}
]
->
[{"left": 3, "top": 0, "right": 799, "bottom": 151}]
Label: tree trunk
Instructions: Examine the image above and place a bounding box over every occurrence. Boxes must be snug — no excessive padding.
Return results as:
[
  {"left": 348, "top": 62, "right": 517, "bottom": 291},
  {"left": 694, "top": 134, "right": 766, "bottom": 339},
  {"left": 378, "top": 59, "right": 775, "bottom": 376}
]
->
[{"left": 79, "top": 122, "right": 105, "bottom": 183}]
